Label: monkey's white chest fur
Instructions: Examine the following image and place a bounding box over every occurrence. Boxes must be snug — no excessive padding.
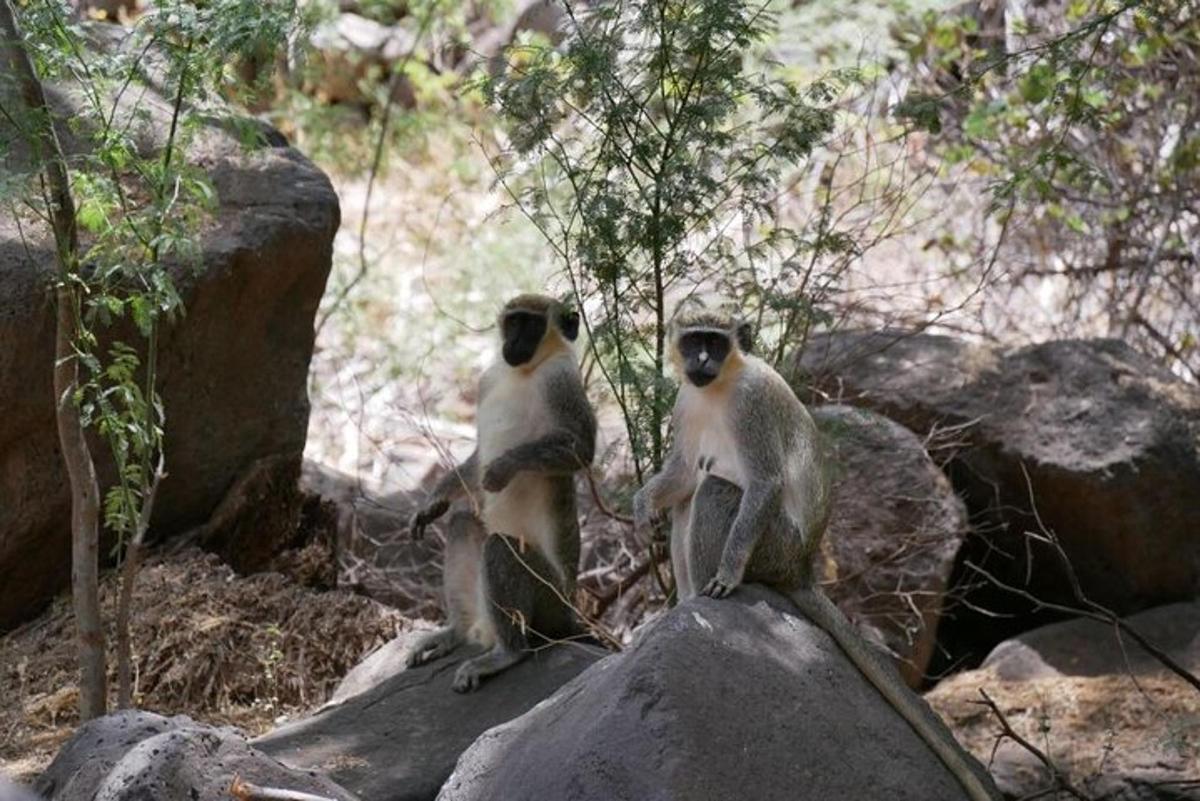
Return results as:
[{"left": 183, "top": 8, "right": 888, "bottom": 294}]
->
[
  {"left": 676, "top": 386, "right": 746, "bottom": 488},
  {"left": 475, "top": 363, "right": 562, "bottom": 574}
]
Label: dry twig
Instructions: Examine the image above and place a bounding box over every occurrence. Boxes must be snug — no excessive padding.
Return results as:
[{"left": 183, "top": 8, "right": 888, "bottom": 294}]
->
[
  {"left": 973, "top": 689, "right": 1091, "bottom": 801},
  {"left": 229, "top": 775, "right": 338, "bottom": 801}
]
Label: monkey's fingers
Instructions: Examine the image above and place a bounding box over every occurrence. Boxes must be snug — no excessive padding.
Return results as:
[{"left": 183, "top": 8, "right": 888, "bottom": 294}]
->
[
  {"left": 452, "top": 666, "right": 482, "bottom": 693},
  {"left": 701, "top": 578, "right": 736, "bottom": 598},
  {"left": 407, "top": 516, "right": 427, "bottom": 540}
]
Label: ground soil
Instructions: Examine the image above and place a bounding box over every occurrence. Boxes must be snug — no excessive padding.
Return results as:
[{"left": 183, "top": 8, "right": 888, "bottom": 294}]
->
[{"left": 0, "top": 547, "right": 413, "bottom": 782}]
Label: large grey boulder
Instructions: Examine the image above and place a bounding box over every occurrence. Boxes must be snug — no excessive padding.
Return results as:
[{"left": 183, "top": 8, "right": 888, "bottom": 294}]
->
[
  {"left": 813, "top": 405, "right": 969, "bottom": 687},
  {"left": 438, "top": 585, "right": 997, "bottom": 801},
  {"left": 257, "top": 631, "right": 604, "bottom": 801},
  {"left": 34, "top": 710, "right": 356, "bottom": 801},
  {"left": 798, "top": 333, "right": 1200, "bottom": 652},
  {"left": 0, "top": 35, "right": 339, "bottom": 630},
  {"left": 796, "top": 329, "right": 999, "bottom": 431},
  {"left": 929, "top": 602, "right": 1200, "bottom": 801},
  {"left": 0, "top": 778, "right": 36, "bottom": 801},
  {"left": 981, "top": 601, "right": 1200, "bottom": 682}
]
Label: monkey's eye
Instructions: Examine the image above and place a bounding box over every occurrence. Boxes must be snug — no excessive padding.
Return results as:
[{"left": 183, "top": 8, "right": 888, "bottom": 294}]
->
[
  {"left": 678, "top": 332, "right": 731, "bottom": 362},
  {"left": 503, "top": 311, "right": 546, "bottom": 339}
]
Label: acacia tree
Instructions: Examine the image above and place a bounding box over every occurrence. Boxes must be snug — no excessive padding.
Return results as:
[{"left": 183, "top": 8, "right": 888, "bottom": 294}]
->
[
  {"left": 479, "top": 0, "right": 859, "bottom": 480},
  {"left": 0, "top": 0, "right": 105, "bottom": 720},
  {"left": 896, "top": 0, "right": 1200, "bottom": 378},
  {"left": 0, "top": 0, "right": 299, "bottom": 718}
]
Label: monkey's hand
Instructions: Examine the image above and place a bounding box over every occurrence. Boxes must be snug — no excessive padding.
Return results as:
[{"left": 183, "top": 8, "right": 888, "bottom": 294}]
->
[
  {"left": 701, "top": 564, "right": 744, "bottom": 599},
  {"left": 481, "top": 457, "right": 516, "bottom": 493},
  {"left": 408, "top": 498, "right": 449, "bottom": 540},
  {"left": 632, "top": 490, "right": 664, "bottom": 544}
]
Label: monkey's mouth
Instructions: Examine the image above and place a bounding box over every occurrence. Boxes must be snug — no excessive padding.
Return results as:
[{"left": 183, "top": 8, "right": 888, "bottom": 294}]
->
[
  {"left": 686, "top": 370, "right": 717, "bottom": 387},
  {"left": 503, "top": 342, "right": 538, "bottom": 366}
]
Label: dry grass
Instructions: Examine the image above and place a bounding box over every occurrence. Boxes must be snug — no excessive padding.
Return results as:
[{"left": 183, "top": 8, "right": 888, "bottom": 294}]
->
[
  {"left": 0, "top": 548, "right": 414, "bottom": 782},
  {"left": 929, "top": 666, "right": 1200, "bottom": 796}
]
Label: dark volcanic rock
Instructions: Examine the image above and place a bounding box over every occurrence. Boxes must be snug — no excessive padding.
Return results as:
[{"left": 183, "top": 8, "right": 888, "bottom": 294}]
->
[
  {"left": 0, "top": 38, "right": 339, "bottom": 630},
  {"left": 813, "top": 404, "right": 969, "bottom": 686},
  {"left": 35, "top": 710, "right": 356, "bottom": 801},
  {"left": 256, "top": 632, "right": 604, "bottom": 801},
  {"left": 438, "top": 585, "right": 997, "bottom": 801},
  {"left": 798, "top": 332, "right": 1200, "bottom": 656},
  {"left": 796, "top": 329, "right": 999, "bottom": 431},
  {"left": 982, "top": 601, "right": 1200, "bottom": 681}
]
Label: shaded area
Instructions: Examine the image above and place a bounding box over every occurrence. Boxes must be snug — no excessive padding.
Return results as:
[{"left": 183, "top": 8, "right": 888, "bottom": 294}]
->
[
  {"left": 0, "top": 64, "right": 341, "bottom": 631},
  {"left": 797, "top": 332, "right": 1200, "bottom": 669},
  {"left": 257, "top": 637, "right": 604, "bottom": 801}
]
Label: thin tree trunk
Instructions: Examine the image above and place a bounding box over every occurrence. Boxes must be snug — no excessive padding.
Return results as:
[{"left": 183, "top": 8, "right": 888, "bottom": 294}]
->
[
  {"left": 117, "top": 458, "right": 164, "bottom": 709},
  {"left": 57, "top": 295, "right": 107, "bottom": 720},
  {"left": 0, "top": 0, "right": 108, "bottom": 720}
]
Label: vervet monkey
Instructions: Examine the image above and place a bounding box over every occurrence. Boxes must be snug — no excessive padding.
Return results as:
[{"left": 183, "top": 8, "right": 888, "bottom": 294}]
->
[
  {"left": 632, "top": 303, "right": 1001, "bottom": 801},
  {"left": 407, "top": 294, "right": 597, "bottom": 692}
]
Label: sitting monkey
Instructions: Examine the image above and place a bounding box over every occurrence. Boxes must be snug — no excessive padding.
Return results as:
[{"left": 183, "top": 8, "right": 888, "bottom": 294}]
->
[
  {"left": 633, "top": 302, "right": 1001, "bottom": 801},
  {"left": 407, "top": 294, "right": 597, "bottom": 692}
]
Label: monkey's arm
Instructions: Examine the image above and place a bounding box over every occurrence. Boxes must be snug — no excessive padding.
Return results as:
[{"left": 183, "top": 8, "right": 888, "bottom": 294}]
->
[
  {"left": 481, "top": 368, "right": 596, "bottom": 491},
  {"left": 632, "top": 403, "right": 696, "bottom": 540},
  {"left": 633, "top": 445, "right": 692, "bottom": 526},
  {"left": 410, "top": 450, "right": 479, "bottom": 538},
  {"left": 702, "top": 381, "right": 788, "bottom": 598}
]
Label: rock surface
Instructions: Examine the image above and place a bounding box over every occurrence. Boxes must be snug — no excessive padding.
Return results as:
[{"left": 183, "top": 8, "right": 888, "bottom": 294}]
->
[
  {"left": 0, "top": 779, "right": 36, "bottom": 801},
  {"left": 981, "top": 601, "right": 1200, "bottom": 681},
  {"left": 0, "top": 41, "right": 339, "bottom": 630},
  {"left": 306, "top": 13, "right": 418, "bottom": 107},
  {"left": 929, "top": 603, "right": 1200, "bottom": 801},
  {"left": 438, "top": 585, "right": 996, "bottom": 801},
  {"left": 799, "top": 333, "right": 1200, "bottom": 654},
  {"left": 797, "top": 329, "right": 999, "bottom": 432},
  {"left": 257, "top": 631, "right": 604, "bottom": 801},
  {"left": 301, "top": 460, "right": 444, "bottom": 618},
  {"left": 813, "top": 405, "right": 969, "bottom": 687},
  {"left": 34, "top": 711, "right": 356, "bottom": 801}
]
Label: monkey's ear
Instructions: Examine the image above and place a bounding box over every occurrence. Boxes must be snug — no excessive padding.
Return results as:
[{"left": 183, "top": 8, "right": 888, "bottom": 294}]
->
[
  {"left": 736, "top": 321, "right": 754, "bottom": 354},
  {"left": 561, "top": 310, "right": 581, "bottom": 341}
]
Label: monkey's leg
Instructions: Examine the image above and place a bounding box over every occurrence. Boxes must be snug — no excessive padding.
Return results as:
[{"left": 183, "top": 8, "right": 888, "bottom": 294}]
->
[
  {"left": 685, "top": 475, "right": 744, "bottom": 597},
  {"left": 405, "top": 511, "right": 485, "bottom": 668},
  {"left": 451, "top": 533, "right": 567, "bottom": 693}
]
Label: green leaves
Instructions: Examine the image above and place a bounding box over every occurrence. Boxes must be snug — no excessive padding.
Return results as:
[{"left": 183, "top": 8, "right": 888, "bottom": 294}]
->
[
  {"left": 1019, "top": 63, "right": 1057, "bottom": 104},
  {"left": 894, "top": 91, "right": 944, "bottom": 134},
  {"left": 480, "top": 0, "right": 850, "bottom": 473},
  {"left": 895, "top": 0, "right": 1200, "bottom": 377},
  {"left": 7, "top": 0, "right": 301, "bottom": 548}
]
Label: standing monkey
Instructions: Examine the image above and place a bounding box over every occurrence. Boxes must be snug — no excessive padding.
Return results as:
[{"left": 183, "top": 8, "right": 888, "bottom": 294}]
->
[
  {"left": 633, "top": 302, "right": 1001, "bottom": 801},
  {"left": 407, "top": 294, "right": 597, "bottom": 692}
]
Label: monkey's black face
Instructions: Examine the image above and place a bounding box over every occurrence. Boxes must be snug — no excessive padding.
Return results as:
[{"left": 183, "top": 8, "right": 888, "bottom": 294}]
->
[
  {"left": 502, "top": 311, "right": 548, "bottom": 366},
  {"left": 678, "top": 331, "right": 731, "bottom": 387}
]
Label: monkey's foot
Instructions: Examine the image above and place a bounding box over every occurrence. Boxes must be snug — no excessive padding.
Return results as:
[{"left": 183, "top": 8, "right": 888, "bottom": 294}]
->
[
  {"left": 451, "top": 648, "right": 527, "bottom": 693},
  {"left": 404, "top": 628, "right": 462, "bottom": 668},
  {"left": 700, "top": 577, "right": 738, "bottom": 598}
]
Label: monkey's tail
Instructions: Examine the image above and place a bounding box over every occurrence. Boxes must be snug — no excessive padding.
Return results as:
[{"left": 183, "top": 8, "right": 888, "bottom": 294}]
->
[{"left": 788, "top": 588, "right": 1002, "bottom": 801}]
